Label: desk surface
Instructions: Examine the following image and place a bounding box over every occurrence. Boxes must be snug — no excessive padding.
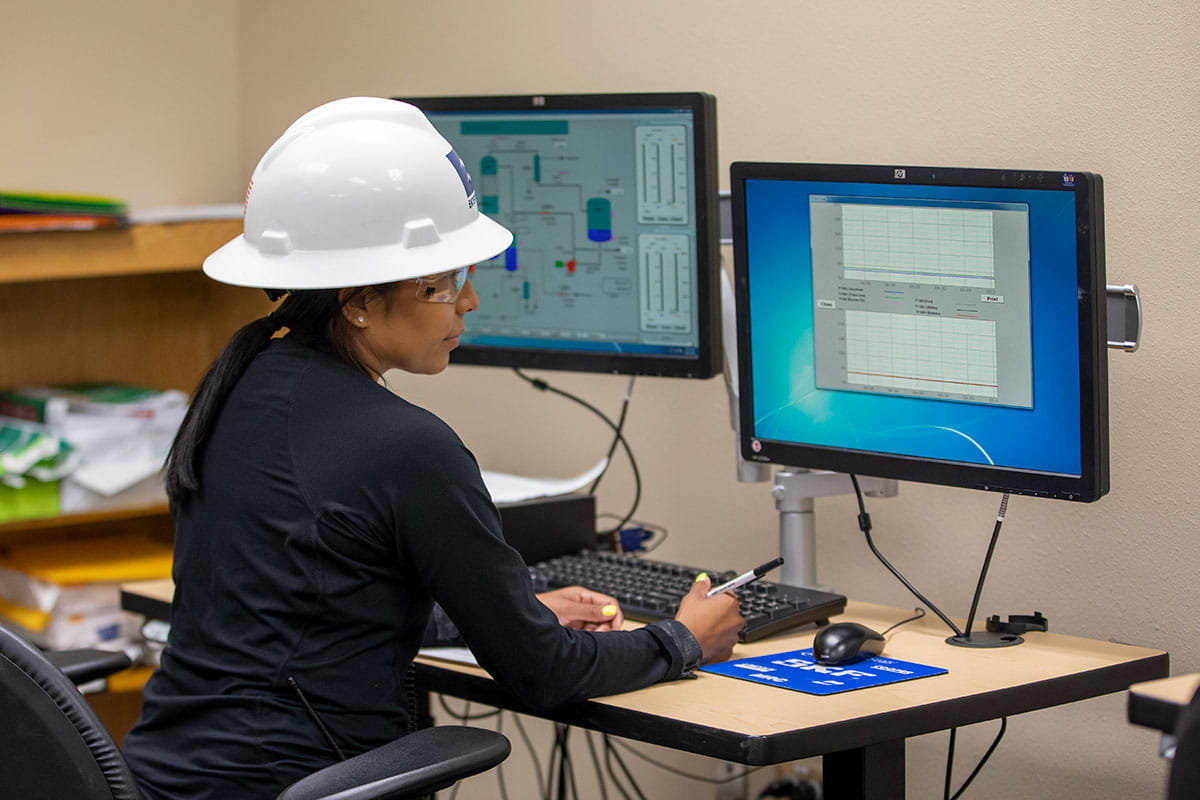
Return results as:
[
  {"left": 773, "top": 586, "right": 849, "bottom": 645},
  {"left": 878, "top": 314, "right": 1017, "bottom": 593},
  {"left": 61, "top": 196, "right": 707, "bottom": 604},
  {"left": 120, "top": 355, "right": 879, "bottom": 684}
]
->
[
  {"left": 1129, "top": 673, "right": 1200, "bottom": 734},
  {"left": 121, "top": 579, "right": 1168, "bottom": 766},
  {"left": 411, "top": 600, "right": 1167, "bottom": 764},
  {"left": 120, "top": 578, "right": 174, "bottom": 622}
]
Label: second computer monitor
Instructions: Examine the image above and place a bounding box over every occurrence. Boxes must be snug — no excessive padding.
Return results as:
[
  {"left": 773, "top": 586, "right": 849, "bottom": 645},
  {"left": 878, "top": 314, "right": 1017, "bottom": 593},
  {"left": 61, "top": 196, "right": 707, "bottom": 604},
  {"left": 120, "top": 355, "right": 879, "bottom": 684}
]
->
[
  {"left": 402, "top": 92, "right": 721, "bottom": 378},
  {"left": 732, "top": 162, "right": 1109, "bottom": 502}
]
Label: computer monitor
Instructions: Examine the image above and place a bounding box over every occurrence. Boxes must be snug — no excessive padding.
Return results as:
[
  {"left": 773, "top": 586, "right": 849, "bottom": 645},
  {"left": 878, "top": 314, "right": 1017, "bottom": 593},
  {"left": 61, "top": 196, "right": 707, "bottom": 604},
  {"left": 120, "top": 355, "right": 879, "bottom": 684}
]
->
[
  {"left": 732, "top": 163, "right": 1108, "bottom": 502},
  {"left": 401, "top": 93, "right": 721, "bottom": 378}
]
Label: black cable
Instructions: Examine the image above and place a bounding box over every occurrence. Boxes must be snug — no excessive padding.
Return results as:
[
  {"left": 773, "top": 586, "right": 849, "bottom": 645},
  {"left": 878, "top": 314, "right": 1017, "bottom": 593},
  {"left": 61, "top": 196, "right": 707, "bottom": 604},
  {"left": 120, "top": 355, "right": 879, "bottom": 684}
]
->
[
  {"left": 583, "top": 731, "right": 610, "bottom": 800},
  {"left": 494, "top": 713, "right": 511, "bottom": 800},
  {"left": 607, "top": 740, "right": 645, "bottom": 800},
  {"left": 603, "top": 738, "right": 633, "bottom": 800},
  {"left": 510, "top": 714, "right": 550, "bottom": 800},
  {"left": 546, "top": 724, "right": 563, "bottom": 800},
  {"left": 590, "top": 375, "right": 636, "bottom": 494},
  {"left": 546, "top": 723, "right": 580, "bottom": 800},
  {"left": 554, "top": 724, "right": 579, "bottom": 800},
  {"left": 436, "top": 694, "right": 502, "bottom": 721},
  {"left": 879, "top": 607, "right": 926, "bottom": 637},
  {"left": 513, "top": 368, "right": 643, "bottom": 537},
  {"left": 444, "top": 701, "right": 470, "bottom": 800},
  {"left": 848, "top": 474, "right": 964, "bottom": 638},
  {"left": 600, "top": 736, "right": 631, "bottom": 800},
  {"left": 567, "top": 735, "right": 580, "bottom": 800},
  {"left": 441, "top": 704, "right": 509, "bottom": 800},
  {"left": 962, "top": 494, "right": 1010, "bottom": 639},
  {"left": 943, "top": 728, "right": 957, "bottom": 800},
  {"left": 847, "top": 477, "right": 1012, "bottom": 799},
  {"left": 948, "top": 718, "right": 1007, "bottom": 800},
  {"left": 603, "top": 735, "right": 643, "bottom": 800}
]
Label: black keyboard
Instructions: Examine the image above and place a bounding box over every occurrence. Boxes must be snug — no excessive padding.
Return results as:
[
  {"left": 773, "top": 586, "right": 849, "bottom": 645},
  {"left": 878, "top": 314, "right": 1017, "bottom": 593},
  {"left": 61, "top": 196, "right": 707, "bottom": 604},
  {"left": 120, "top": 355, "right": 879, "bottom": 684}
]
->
[{"left": 528, "top": 550, "right": 846, "bottom": 643}]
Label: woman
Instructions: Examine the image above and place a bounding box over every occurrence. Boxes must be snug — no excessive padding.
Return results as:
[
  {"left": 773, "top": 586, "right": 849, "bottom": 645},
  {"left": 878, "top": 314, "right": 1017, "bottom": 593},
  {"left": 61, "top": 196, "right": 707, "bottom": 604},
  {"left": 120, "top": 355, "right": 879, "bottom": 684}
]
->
[{"left": 122, "top": 97, "right": 743, "bottom": 800}]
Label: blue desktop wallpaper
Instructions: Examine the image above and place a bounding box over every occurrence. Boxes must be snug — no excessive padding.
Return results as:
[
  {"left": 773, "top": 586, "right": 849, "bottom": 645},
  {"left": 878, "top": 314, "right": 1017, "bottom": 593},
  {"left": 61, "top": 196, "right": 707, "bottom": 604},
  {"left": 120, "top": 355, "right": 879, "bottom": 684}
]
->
[{"left": 744, "top": 178, "right": 1082, "bottom": 476}]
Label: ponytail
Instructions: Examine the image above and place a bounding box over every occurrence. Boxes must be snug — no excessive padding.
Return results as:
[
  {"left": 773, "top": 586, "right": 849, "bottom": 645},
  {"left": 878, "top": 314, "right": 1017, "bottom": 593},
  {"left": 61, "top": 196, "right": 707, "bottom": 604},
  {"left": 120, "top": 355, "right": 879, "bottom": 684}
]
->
[
  {"left": 164, "top": 283, "right": 401, "bottom": 505},
  {"left": 164, "top": 313, "right": 282, "bottom": 504}
]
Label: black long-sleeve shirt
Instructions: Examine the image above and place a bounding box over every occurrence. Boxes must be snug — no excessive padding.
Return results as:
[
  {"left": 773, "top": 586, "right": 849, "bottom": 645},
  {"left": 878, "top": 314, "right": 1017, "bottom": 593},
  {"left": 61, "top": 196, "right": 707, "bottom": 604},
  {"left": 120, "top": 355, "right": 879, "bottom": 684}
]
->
[{"left": 123, "top": 338, "right": 697, "bottom": 799}]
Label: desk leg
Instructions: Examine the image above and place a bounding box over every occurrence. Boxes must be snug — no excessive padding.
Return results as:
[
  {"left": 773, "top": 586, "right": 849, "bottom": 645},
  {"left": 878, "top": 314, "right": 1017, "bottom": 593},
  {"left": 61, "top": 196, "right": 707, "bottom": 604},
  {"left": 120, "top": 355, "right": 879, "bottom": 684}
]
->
[{"left": 823, "top": 739, "right": 905, "bottom": 800}]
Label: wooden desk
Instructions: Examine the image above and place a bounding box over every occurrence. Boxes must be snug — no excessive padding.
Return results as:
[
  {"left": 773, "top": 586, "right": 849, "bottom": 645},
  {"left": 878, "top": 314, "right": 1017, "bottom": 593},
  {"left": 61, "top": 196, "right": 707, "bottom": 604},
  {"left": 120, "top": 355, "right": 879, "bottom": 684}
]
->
[
  {"left": 120, "top": 578, "right": 174, "bottom": 622},
  {"left": 1129, "top": 674, "right": 1200, "bottom": 734},
  {"left": 415, "top": 602, "right": 1167, "bottom": 798},
  {"left": 121, "top": 581, "right": 1168, "bottom": 799}
]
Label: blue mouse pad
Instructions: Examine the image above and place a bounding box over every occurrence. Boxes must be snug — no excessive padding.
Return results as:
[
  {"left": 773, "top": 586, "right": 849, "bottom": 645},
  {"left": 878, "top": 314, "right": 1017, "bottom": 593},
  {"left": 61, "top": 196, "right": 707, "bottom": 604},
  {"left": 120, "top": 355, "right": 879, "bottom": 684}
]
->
[{"left": 699, "top": 648, "right": 947, "bottom": 695}]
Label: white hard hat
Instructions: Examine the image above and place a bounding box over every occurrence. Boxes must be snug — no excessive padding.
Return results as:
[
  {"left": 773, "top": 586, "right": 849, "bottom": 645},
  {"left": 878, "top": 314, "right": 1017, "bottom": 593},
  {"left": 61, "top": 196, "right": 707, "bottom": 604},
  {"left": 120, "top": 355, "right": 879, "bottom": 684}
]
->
[{"left": 204, "top": 97, "right": 513, "bottom": 290}]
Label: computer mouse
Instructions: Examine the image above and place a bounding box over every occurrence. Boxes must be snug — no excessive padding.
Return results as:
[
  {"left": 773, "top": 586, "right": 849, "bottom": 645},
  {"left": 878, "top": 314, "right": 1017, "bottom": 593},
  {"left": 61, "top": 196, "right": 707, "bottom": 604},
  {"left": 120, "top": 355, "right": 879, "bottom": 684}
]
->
[{"left": 812, "top": 621, "right": 886, "bottom": 666}]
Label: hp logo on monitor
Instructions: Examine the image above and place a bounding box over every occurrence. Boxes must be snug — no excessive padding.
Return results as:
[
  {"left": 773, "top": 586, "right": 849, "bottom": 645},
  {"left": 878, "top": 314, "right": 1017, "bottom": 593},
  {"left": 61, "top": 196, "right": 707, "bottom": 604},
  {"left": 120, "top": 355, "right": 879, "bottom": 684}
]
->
[{"left": 894, "top": 169, "right": 907, "bottom": 179}]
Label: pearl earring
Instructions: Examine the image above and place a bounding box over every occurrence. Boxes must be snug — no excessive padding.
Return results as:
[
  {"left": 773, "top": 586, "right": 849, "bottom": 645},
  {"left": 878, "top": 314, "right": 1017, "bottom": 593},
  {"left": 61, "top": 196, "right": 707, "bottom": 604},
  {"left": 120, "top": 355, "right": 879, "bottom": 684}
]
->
[{"left": 357, "top": 316, "right": 365, "bottom": 324}]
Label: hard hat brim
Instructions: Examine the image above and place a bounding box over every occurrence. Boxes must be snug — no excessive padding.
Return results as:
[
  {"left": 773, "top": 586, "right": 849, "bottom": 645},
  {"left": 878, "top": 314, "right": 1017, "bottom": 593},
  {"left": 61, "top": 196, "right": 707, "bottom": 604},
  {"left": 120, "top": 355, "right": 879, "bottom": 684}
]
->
[{"left": 203, "top": 212, "right": 514, "bottom": 291}]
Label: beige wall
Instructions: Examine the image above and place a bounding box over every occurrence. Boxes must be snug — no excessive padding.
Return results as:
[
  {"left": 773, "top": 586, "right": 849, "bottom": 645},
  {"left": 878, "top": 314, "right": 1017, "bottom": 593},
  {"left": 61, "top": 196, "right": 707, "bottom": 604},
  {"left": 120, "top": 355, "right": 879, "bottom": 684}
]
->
[
  {"left": 4, "top": 1, "right": 1199, "bottom": 797},
  {"left": 1, "top": 1, "right": 242, "bottom": 207}
]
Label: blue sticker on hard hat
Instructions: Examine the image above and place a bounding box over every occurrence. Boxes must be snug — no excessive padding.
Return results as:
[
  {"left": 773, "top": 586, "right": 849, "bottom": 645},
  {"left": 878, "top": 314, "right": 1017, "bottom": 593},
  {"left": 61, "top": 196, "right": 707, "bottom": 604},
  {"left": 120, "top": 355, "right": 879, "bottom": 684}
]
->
[{"left": 446, "top": 149, "right": 476, "bottom": 207}]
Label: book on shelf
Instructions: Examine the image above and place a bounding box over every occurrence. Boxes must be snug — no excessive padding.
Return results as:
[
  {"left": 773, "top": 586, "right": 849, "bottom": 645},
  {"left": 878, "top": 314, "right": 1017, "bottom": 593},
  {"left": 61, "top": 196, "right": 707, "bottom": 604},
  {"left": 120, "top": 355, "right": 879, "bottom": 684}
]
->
[{"left": 0, "top": 190, "right": 129, "bottom": 233}]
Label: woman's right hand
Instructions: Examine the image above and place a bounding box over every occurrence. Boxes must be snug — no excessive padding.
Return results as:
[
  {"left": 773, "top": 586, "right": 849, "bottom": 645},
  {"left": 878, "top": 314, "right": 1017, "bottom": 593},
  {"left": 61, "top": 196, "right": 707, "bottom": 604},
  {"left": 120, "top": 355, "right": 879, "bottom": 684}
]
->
[{"left": 674, "top": 573, "right": 744, "bottom": 664}]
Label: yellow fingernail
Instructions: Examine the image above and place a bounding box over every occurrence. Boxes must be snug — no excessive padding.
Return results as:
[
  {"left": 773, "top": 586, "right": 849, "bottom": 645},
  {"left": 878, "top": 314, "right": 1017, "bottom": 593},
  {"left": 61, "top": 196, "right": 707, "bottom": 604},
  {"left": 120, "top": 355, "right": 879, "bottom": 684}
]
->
[
  {"left": 601, "top": 604, "right": 617, "bottom": 617},
  {"left": 694, "top": 572, "right": 708, "bottom": 582}
]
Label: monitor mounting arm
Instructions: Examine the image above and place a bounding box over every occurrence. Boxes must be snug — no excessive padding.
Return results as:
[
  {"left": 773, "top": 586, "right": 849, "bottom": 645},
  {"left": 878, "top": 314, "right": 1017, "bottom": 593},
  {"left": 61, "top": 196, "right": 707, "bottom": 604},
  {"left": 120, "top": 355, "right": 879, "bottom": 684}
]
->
[{"left": 772, "top": 469, "right": 897, "bottom": 590}]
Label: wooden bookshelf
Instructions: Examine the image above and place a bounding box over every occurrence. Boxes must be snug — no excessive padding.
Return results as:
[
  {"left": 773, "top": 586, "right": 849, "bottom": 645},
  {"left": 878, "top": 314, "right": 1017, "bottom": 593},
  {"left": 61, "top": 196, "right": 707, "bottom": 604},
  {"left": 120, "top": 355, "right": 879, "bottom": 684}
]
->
[
  {"left": 0, "top": 219, "right": 241, "bottom": 283},
  {"left": 0, "top": 219, "right": 272, "bottom": 737},
  {"left": 0, "top": 220, "right": 273, "bottom": 392},
  {"left": 0, "top": 218, "right": 272, "bottom": 525},
  {"left": 0, "top": 502, "right": 173, "bottom": 548}
]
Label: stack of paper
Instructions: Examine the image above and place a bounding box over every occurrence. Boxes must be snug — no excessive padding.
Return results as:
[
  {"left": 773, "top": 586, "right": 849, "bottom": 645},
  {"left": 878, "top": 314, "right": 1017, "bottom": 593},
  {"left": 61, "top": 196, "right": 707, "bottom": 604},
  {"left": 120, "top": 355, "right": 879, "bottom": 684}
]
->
[
  {"left": 0, "top": 532, "right": 172, "bottom": 650},
  {"left": 0, "top": 190, "right": 129, "bottom": 233},
  {"left": 0, "top": 384, "right": 187, "bottom": 522},
  {"left": 480, "top": 459, "right": 608, "bottom": 504}
]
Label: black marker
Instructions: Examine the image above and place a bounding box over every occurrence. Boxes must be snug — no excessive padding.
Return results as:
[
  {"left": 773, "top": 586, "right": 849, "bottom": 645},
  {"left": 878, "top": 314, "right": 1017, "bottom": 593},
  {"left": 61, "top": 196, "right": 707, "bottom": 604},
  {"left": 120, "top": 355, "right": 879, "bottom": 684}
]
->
[{"left": 706, "top": 557, "right": 785, "bottom": 598}]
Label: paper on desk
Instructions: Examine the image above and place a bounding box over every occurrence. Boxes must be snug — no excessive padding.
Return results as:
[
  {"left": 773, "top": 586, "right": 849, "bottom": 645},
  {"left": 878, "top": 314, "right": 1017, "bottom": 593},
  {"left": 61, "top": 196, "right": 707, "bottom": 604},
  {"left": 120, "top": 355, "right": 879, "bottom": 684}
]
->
[
  {"left": 480, "top": 458, "right": 607, "bottom": 505},
  {"left": 418, "top": 646, "right": 479, "bottom": 666}
]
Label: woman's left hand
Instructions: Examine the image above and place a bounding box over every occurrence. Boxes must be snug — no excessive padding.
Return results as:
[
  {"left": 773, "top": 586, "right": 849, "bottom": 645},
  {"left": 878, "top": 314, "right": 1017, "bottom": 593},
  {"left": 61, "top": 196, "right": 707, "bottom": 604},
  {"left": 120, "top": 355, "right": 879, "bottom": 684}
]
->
[{"left": 537, "top": 586, "right": 624, "bottom": 631}]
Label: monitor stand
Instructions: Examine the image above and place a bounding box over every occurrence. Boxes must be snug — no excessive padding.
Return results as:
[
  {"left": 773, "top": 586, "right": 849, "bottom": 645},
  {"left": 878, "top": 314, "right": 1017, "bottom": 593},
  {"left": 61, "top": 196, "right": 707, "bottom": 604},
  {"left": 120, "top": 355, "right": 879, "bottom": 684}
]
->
[{"left": 771, "top": 469, "right": 898, "bottom": 590}]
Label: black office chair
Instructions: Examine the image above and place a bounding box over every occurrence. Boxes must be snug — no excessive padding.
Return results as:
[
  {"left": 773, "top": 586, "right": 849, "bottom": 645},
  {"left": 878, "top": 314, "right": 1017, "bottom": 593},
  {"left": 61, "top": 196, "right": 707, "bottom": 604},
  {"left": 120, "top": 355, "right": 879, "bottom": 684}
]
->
[
  {"left": 0, "top": 619, "right": 510, "bottom": 799},
  {"left": 1167, "top": 685, "right": 1200, "bottom": 799}
]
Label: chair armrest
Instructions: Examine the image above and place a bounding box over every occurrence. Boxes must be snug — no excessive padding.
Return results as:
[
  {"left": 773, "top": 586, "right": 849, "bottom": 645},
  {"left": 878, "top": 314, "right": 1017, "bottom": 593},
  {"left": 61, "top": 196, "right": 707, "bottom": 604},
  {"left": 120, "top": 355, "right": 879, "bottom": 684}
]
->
[
  {"left": 277, "top": 725, "right": 511, "bottom": 800},
  {"left": 46, "top": 648, "right": 133, "bottom": 685}
]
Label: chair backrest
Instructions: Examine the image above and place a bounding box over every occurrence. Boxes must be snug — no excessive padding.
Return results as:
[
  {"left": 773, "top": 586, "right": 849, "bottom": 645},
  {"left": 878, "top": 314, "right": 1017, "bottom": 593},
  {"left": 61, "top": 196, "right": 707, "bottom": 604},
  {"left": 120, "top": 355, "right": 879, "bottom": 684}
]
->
[{"left": 0, "top": 620, "right": 142, "bottom": 800}]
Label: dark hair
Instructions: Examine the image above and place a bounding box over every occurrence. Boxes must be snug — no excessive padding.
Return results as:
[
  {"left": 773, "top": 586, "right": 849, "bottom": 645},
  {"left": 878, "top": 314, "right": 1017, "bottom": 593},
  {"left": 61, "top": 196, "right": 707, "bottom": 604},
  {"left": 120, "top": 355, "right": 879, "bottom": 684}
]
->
[{"left": 164, "top": 283, "right": 398, "bottom": 505}]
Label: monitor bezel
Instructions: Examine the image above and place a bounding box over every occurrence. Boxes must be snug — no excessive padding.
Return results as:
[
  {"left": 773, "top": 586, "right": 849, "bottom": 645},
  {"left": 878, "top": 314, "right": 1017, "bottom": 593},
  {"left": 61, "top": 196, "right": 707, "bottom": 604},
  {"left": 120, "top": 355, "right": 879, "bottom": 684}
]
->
[
  {"left": 399, "top": 92, "right": 723, "bottom": 379},
  {"left": 731, "top": 162, "right": 1109, "bottom": 501}
]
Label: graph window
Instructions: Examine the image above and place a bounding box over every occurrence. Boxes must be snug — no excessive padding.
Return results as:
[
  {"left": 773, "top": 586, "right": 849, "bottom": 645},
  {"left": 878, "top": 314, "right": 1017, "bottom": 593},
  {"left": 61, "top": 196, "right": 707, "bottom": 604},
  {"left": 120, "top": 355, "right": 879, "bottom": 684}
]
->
[{"left": 810, "top": 197, "right": 1033, "bottom": 408}]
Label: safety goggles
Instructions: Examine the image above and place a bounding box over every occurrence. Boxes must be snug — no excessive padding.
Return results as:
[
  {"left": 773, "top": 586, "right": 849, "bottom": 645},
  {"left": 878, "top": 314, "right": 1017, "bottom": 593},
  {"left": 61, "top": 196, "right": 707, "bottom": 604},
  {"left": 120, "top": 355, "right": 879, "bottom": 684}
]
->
[{"left": 412, "top": 266, "right": 470, "bottom": 304}]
